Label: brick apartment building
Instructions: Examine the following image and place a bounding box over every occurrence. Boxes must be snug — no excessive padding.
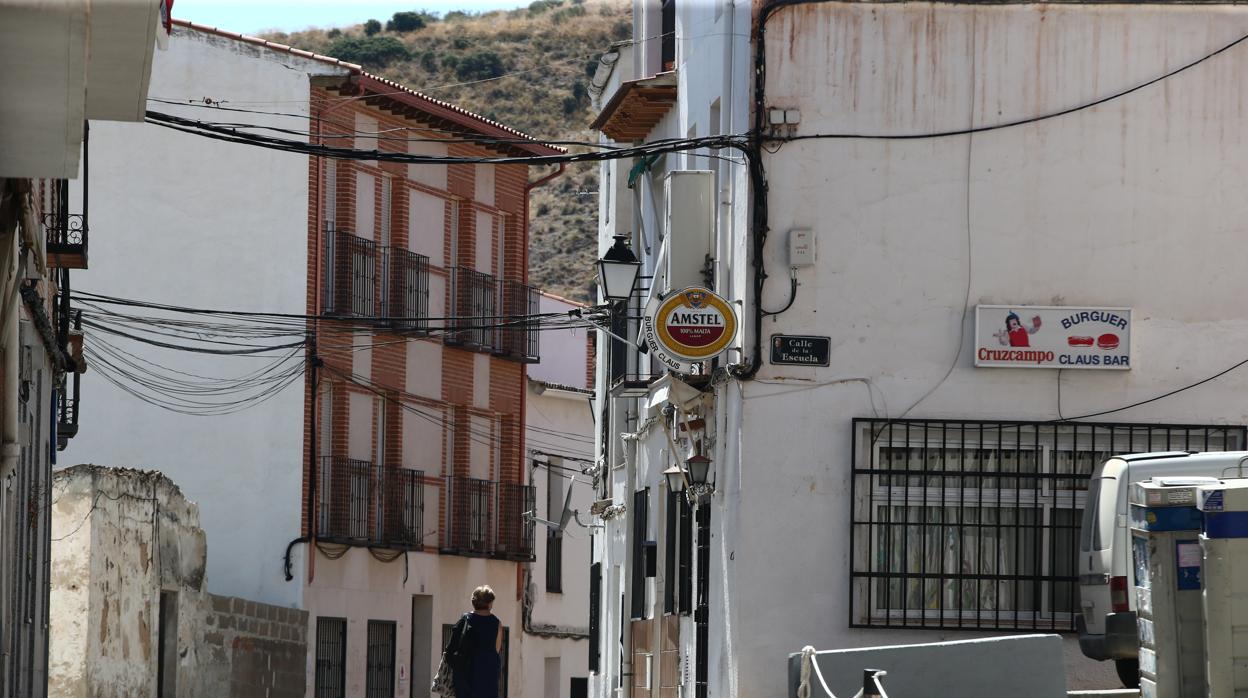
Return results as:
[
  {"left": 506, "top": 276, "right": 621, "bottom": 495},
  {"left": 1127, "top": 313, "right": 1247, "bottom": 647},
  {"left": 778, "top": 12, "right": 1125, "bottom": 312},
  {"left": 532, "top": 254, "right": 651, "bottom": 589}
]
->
[
  {"left": 73, "top": 20, "right": 593, "bottom": 698},
  {"left": 303, "top": 71, "right": 565, "bottom": 697}
]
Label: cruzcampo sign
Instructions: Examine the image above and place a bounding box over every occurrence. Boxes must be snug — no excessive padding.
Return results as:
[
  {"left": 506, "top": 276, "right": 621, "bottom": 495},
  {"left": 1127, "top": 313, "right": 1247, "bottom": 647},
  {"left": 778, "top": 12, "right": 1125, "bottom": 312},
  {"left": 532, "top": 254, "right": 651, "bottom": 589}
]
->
[
  {"left": 643, "top": 287, "right": 738, "bottom": 372},
  {"left": 974, "top": 305, "right": 1132, "bottom": 370}
]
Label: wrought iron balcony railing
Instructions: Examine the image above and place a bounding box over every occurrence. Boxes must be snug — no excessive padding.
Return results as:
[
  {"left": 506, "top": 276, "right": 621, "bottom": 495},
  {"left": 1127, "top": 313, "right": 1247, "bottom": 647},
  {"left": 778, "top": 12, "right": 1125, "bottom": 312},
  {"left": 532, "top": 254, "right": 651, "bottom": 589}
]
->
[
  {"left": 318, "top": 456, "right": 425, "bottom": 550},
  {"left": 323, "top": 230, "right": 378, "bottom": 318},
  {"left": 442, "top": 476, "right": 536, "bottom": 561},
  {"left": 495, "top": 280, "right": 540, "bottom": 363},
  {"left": 383, "top": 247, "right": 430, "bottom": 333},
  {"left": 44, "top": 212, "right": 88, "bottom": 269},
  {"left": 445, "top": 267, "right": 498, "bottom": 351},
  {"left": 324, "top": 228, "right": 431, "bottom": 331}
]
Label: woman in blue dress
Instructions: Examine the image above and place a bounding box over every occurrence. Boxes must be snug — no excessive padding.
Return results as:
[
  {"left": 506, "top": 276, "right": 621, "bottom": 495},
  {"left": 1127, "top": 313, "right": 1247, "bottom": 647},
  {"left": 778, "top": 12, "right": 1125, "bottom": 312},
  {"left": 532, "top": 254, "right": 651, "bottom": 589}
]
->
[{"left": 453, "top": 585, "right": 503, "bottom": 698}]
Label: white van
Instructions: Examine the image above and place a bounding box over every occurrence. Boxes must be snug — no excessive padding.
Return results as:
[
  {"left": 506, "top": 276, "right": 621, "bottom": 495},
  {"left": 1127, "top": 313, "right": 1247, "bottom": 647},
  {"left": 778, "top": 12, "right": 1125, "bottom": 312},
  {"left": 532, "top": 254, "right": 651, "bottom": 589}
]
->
[{"left": 1078, "top": 450, "right": 1248, "bottom": 687}]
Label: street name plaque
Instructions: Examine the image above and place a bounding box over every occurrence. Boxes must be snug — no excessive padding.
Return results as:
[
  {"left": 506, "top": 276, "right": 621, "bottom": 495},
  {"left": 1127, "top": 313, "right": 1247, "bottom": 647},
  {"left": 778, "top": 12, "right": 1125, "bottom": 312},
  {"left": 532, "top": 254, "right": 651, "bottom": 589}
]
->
[{"left": 770, "top": 335, "right": 831, "bottom": 366}]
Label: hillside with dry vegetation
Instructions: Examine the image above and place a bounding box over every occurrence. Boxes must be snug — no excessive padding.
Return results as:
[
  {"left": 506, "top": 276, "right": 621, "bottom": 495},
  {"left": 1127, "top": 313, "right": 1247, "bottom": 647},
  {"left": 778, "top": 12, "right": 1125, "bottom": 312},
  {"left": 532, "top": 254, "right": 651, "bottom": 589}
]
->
[{"left": 261, "top": 0, "right": 631, "bottom": 302}]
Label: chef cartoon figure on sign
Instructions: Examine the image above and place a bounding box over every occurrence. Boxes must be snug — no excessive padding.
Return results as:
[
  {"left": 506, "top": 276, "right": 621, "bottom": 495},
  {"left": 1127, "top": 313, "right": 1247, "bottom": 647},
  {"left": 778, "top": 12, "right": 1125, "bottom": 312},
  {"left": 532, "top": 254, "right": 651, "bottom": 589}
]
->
[{"left": 994, "top": 311, "right": 1042, "bottom": 347}]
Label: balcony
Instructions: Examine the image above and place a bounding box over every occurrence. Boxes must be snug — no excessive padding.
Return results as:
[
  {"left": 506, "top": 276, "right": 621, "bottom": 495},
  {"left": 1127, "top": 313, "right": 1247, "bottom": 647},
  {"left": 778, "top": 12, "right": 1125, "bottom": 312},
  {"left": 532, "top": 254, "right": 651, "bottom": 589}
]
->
[
  {"left": 42, "top": 175, "right": 88, "bottom": 269},
  {"left": 324, "top": 230, "right": 377, "bottom": 318},
  {"left": 590, "top": 71, "right": 677, "bottom": 143},
  {"left": 445, "top": 267, "right": 498, "bottom": 351},
  {"left": 318, "top": 456, "right": 425, "bottom": 550},
  {"left": 383, "top": 247, "right": 430, "bottom": 332},
  {"left": 445, "top": 269, "right": 540, "bottom": 362},
  {"left": 443, "top": 476, "right": 535, "bottom": 561},
  {"left": 495, "top": 280, "right": 540, "bottom": 363},
  {"left": 323, "top": 228, "right": 430, "bottom": 330}
]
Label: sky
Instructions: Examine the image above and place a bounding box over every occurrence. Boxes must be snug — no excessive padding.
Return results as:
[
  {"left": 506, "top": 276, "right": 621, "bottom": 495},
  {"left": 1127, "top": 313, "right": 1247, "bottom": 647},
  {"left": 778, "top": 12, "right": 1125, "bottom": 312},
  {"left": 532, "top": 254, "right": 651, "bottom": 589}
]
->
[{"left": 173, "top": 1, "right": 531, "bottom": 35}]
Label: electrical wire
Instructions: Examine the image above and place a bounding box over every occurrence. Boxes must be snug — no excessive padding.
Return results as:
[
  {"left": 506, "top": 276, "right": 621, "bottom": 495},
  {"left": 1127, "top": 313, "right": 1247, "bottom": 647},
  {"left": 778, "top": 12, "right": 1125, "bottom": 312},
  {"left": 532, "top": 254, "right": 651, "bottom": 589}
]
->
[{"left": 144, "top": 110, "right": 748, "bottom": 167}]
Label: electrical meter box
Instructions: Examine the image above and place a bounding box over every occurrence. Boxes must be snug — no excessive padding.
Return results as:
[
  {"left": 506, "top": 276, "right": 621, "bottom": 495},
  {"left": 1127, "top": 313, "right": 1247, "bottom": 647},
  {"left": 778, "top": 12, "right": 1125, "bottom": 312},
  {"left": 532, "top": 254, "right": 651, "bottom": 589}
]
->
[
  {"left": 1130, "top": 478, "right": 1215, "bottom": 698},
  {"left": 1198, "top": 478, "right": 1248, "bottom": 697}
]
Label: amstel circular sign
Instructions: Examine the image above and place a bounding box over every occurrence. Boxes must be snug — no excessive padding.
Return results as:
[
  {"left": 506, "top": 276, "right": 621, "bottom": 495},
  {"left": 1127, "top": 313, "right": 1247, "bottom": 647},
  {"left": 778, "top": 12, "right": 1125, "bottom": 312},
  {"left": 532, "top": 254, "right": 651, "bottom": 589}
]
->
[{"left": 643, "top": 287, "right": 737, "bottom": 372}]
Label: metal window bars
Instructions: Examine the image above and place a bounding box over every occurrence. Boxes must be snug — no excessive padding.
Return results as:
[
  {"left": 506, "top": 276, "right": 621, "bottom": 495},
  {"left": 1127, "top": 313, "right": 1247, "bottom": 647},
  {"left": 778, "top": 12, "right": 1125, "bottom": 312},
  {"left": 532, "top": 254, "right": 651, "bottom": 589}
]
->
[
  {"left": 849, "top": 418, "right": 1247, "bottom": 632},
  {"left": 443, "top": 476, "right": 536, "bottom": 560},
  {"left": 445, "top": 267, "right": 498, "bottom": 351},
  {"left": 318, "top": 456, "right": 425, "bottom": 550},
  {"left": 384, "top": 247, "right": 430, "bottom": 333},
  {"left": 323, "top": 228, "right": 429, "bottom": 330},
  {"left": 496, "top": 279, "right": 540, "bottom": 363},
  {"left": 364, "top": 620, "right": 397, "bottom": 698},
  {"left": 314, "top": 617, "right": 347, "bottom": 698}
]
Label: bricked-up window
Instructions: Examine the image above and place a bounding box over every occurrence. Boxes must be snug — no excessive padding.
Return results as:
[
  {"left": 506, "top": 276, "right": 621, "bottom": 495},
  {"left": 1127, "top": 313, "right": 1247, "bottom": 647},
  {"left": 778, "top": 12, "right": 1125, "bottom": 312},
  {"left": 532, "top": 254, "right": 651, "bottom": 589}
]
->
[
  {"left": 315, "top": 617, "right": 347, "bottom": 698},
  {"left": 850, "top": 419, "right": 1247, "bottom": 631},
  {"left": 365, "top": 620, "right": 396, "bottom": 698}
]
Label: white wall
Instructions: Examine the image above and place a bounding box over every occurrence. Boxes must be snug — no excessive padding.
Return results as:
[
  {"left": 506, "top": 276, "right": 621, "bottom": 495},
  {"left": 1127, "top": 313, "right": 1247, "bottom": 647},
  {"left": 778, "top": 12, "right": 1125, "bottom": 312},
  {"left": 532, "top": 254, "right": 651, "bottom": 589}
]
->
[
  {"left": 730, "top": 3, "right": 1248, "bottom": 695},
  {"left": 66, "top": 27, "right": 349, "bottom": 608},
  {"left": 304, "top": 549, "right": 522, "bottom": 698},
  {"left": 524, "top": 292, "right": 595, "bottom": 698},
  {"left": 600, "top": 3, "right": 1248, "bottom": 697}
]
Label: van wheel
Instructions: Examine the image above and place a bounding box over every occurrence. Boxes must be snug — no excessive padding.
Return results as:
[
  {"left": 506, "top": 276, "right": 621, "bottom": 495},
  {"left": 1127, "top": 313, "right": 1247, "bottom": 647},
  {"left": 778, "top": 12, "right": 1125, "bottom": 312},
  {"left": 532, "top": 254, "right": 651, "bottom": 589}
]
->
[{"left": 1115, "top": 658, "right": 1140, "bottom": 688}]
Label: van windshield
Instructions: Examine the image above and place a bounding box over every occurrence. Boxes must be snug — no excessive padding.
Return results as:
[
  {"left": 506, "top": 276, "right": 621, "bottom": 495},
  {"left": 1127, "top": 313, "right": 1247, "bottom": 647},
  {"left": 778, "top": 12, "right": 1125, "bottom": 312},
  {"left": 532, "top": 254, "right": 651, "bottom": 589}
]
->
[{"left": 1081, "top": 476, "right": 1116, "bottom": 551}]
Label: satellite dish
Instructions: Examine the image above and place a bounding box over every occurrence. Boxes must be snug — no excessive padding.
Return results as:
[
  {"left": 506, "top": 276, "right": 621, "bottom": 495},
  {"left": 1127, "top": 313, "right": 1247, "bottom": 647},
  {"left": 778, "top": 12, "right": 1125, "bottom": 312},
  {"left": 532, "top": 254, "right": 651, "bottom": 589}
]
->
[{"left": 525, "top": 484, "right": 575, "bottom": 533}]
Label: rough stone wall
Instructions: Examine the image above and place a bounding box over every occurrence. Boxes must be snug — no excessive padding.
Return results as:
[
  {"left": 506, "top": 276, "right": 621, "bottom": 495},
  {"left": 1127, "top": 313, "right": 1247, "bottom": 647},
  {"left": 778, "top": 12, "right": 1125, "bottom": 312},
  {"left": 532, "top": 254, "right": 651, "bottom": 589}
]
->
[
  {"left": 50, "top": 466, "right": 307, "bottom": 697},
  {"left": 204, "top": 594, "right": 308, "bottom": 698}
]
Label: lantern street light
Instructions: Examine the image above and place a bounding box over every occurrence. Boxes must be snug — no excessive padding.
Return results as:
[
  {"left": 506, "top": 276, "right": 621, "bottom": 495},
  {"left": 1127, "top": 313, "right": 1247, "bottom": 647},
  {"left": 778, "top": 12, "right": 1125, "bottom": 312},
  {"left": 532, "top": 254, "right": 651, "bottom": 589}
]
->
[
  {"left": 682, "top": 453, "right": 714, "bottom": 504},
  {"left": 663, "top": 463, "right": 687, "bottom": 495},
  {"left": 597, "top": 234, "right": 641, "bottom": 302}
]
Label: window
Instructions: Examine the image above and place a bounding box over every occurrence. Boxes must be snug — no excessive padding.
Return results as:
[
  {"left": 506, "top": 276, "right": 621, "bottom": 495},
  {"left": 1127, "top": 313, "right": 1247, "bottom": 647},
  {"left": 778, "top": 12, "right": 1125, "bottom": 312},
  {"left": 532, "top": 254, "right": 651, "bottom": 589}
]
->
[
  {"left": 660, "top": 0, "right": 675, "bottom": 71},
  {"left": 315, "top": 617, "right": 347, "bottom": 698},
  {"left": 850, "top": 419, "right": 1246, "bottom": 631},
  {"left": 694, "top": 503, "right": 710, "bottom": 698},
  {"left": 547, "top": 464, "right": 565, "bottom": 593},
  {"left": 366, "top": 620, "right": 396, "bottom": 698},
  {"left": 157, "top": 591, "right": 178, "bottom": 697},
  {"left": 589, "top": 562, "right": 601, "bottom": 673},
  {"left": 664, "top": 489, "right": 693, "bottom": 614},
  {"left": 631, "top": 488, "right": 650, "bottom": 619},
  {"left": 325, "top": 159, "right": 337, "bottom": 231}
]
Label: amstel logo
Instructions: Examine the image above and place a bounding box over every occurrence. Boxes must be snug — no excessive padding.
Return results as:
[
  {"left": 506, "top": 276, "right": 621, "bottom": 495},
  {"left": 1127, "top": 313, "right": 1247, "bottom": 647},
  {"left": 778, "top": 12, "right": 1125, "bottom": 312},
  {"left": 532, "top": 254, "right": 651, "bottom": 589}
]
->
[{"left": 653, "top": 287, "right": 737, "bottom": 360}]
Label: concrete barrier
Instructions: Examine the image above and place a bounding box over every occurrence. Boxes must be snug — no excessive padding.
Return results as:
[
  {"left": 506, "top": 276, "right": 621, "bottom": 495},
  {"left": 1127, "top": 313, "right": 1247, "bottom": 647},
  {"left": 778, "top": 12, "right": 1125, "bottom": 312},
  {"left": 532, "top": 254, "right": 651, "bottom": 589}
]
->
[{"left": 788, "top": 634, "right": 1067, "bottom": 698}]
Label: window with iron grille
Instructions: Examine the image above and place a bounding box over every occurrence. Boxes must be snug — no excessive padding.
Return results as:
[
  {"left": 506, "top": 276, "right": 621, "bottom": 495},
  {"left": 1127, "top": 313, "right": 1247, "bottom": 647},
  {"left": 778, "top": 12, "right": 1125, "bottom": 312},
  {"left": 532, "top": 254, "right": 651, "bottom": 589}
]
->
[
  {"left": 631, "top": 488, "right": 649, "bottom": 619},
  {"left": 446, "top": 267, "right": 497, "bottom": 350},
  {"left": 589, "top": 562, "right": 602, "bottom": 673},
  {"left": 315, "top": 617, "right": 347, "bottom": 698},
  {"left": 850, "top": 419, "right": 1246, "bottom": 631},
  {"left": 365, "top": 620, "right": 396, "bottom": 698},
  {"left": 547, "top": 468, "right": 565, "bottom": 593},
  {"left": 664, "top": 490, "right": 693, "bottom": 615},
  {"left": 694, "top": 503, "right": 710, "bottom": 698}
]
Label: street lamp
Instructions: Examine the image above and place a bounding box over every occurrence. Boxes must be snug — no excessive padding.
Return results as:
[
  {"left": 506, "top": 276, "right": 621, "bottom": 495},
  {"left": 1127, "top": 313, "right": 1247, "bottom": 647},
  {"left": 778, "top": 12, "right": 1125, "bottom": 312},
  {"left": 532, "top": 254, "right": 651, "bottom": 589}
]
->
[
  {"left": 597, "top": 234, "right": 641, "bottom": 302},
  {"left": 686, "top": 454, "right": 712, "bottom": 489},
  {"left": 663, "top": 463, "right": 687, "bottom": 494}
]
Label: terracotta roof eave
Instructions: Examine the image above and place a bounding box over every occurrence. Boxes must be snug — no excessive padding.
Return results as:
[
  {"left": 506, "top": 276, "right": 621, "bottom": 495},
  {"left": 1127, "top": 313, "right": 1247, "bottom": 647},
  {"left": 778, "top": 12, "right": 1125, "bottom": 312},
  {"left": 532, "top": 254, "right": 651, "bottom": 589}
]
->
[
  {"left": 170, "top": 19, "right": 565, "bottom": 157},
  {"left": 590, "top": 71, "right": 678, "bottom": 132},
  {"left": 357, "top": 74, "right": 565, "bottom": 156}
]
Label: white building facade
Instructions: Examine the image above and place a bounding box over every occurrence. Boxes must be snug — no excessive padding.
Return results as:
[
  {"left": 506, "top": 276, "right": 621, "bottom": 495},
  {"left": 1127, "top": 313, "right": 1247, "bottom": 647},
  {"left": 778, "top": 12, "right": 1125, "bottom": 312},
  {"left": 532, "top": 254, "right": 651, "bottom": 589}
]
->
[
  {"left": 70, "top": 24, "right": 352, "bottom": 610},
  {"left": 591, "top": 2, "right": 1248, "bottom": 696}
]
